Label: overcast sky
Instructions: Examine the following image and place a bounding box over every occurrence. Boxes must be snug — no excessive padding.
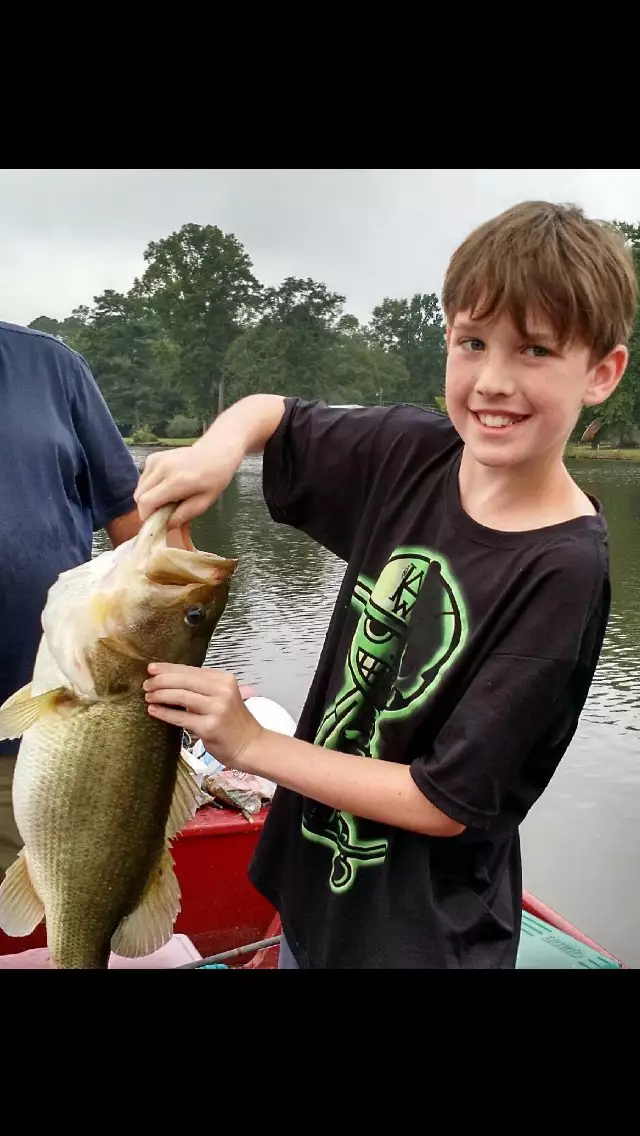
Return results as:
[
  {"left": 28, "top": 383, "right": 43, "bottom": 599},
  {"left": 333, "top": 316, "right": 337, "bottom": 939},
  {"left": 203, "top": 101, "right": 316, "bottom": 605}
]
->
[{"left": 2, "top": 169, "right": 640, "bottom": 327}]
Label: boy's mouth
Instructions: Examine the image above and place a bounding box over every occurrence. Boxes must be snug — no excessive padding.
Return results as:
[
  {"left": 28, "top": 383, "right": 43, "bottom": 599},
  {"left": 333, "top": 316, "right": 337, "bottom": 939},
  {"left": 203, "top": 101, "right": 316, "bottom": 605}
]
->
[{"left": 472, "top": 411, "right": 528, "bottom": 430}]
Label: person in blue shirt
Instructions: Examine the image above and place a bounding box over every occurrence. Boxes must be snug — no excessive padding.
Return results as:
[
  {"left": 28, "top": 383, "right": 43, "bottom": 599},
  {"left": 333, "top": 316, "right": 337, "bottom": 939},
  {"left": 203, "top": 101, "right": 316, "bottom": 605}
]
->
[{"left": 0, "top": 321, "right": 141, "bottom": 878}]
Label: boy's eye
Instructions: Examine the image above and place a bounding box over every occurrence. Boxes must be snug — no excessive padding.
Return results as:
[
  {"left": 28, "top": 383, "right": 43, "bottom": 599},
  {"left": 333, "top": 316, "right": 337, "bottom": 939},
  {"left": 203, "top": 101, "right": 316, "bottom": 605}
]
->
[
  {"left": 460, "top": 338, "right": 485, "bottom": 352},
  {"left": 524, "top": 345, "right": 551, "bottom": 358}
]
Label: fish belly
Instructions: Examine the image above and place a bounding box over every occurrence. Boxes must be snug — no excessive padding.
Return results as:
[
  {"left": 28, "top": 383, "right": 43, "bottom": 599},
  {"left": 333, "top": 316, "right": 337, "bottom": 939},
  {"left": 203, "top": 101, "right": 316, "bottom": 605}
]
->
[{"left": 14, "top": 696, "right": 181, "bottom": 968}]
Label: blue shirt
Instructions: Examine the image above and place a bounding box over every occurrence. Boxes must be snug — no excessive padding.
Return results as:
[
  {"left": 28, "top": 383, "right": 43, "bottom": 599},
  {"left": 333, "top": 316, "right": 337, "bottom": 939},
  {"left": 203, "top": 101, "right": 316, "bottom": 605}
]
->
[{"left": 0, "top": 322, "right": 139, "bottom": 753}]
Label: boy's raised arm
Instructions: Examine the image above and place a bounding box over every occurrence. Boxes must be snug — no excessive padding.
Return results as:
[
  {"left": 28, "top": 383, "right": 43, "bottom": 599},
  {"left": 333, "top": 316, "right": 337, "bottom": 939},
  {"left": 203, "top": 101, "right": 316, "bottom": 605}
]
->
[{"left": 135, "top": 394, "right": 286, "bottom": 527}]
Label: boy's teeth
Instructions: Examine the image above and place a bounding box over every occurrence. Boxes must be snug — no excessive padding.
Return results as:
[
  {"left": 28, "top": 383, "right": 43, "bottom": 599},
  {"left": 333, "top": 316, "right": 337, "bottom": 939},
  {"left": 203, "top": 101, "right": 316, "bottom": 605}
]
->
[{"left": 477, "top": 413, "right": 521, "bottom": 428}]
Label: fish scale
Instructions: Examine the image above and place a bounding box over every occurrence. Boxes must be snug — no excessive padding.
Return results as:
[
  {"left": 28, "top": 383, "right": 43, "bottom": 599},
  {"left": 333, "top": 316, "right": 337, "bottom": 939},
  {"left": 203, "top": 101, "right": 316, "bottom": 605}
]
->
[{"left": 16, "top": 697, "right": 179, "bottom": 969}]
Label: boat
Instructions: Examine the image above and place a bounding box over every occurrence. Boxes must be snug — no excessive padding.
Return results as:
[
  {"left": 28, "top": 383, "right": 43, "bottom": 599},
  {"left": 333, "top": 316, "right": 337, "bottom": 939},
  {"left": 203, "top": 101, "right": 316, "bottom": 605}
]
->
[{"left": 0, "top": 689, "right": 627, "bottom": 969}]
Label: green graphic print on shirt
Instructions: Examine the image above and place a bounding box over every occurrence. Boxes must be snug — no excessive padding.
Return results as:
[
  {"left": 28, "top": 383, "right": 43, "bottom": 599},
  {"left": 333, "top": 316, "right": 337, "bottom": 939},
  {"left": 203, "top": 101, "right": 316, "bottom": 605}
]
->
[{"left": 301, "top": 547, "right": 469, "bottom": 893}]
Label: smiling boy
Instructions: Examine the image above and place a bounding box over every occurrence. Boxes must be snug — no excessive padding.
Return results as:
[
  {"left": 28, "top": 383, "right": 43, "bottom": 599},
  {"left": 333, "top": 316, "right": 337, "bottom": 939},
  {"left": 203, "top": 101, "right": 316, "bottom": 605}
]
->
[{"left": 135, "top": 201, "right": 637, "bottom": 969}]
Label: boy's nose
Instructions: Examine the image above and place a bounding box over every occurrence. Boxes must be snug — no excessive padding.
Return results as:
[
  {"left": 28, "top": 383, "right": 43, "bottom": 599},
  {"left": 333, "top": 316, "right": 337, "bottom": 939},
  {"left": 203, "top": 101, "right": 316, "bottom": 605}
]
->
[{"left": 474, "top": 363, "right": 517, "bottom": 399}]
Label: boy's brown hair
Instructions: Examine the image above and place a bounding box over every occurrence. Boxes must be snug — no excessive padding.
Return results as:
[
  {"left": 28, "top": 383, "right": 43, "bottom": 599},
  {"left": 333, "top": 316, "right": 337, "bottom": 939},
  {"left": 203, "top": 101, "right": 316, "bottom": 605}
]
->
[{"left": 442, "top": 201, "right": 638, "bottom": 360}]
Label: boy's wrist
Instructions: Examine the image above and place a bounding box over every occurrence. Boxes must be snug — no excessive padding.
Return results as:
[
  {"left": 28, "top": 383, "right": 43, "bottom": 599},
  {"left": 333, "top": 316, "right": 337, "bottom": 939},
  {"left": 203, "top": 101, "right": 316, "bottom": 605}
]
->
[
  {"left": 196, "top": 423, "right": 246, "bottom": 468},
  {"left": 232, "top": 723, "right": 271, "bottom": 774}
]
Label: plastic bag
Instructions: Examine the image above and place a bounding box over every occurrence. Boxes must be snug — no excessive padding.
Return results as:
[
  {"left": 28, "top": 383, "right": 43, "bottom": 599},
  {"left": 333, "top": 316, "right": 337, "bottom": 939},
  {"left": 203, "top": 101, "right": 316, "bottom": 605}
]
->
[
  {"left": 186, "top": 694, "right": 291, "bottom": 817},
  {"left": 202, "top": 769, "right": 270, "bottom": 821}
]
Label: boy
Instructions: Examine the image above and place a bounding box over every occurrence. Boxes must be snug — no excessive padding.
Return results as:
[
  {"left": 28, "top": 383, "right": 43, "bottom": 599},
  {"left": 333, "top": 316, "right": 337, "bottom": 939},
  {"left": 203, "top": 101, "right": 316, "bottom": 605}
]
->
[{"left": 135, "top": 201, "right": 636, "bottom": 969}]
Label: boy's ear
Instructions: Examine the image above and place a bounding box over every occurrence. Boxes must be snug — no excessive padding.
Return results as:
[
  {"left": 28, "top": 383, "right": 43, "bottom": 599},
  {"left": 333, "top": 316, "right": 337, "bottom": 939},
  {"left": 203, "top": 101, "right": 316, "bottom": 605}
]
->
[{"left": 583, "top": 345, "right": 629, "bottom": 407}]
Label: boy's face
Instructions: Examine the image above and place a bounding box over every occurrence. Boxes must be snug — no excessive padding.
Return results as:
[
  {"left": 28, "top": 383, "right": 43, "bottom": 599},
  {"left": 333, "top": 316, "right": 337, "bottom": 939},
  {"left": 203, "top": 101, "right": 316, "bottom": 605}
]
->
[{"left": 445, "top": 309, "right": 627, "bottom": 471}]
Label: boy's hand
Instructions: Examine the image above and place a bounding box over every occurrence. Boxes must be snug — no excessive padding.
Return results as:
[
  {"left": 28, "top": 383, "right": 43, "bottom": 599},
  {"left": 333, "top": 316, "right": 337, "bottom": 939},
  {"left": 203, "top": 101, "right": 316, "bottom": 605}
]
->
[
  {"left": 144, "top": 663, "right": 264, "bottom": 768},
  {"left": 135, "top": 439, "right": 242, "bottom": 527}
]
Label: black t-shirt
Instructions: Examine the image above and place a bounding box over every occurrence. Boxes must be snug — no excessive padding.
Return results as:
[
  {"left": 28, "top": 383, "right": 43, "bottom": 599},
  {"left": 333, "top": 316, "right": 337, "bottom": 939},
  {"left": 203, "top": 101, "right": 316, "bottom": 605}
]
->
[{"left": 248, "top": 399, "right": 611, "bottom": 969}]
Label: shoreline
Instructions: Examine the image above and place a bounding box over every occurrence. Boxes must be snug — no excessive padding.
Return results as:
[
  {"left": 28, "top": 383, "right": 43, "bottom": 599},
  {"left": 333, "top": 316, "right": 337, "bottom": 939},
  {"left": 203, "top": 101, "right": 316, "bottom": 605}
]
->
[
  {"left": 126, "top": 438, "right": 640, "bottom": 463},
  {"left": 564, "top": 446, "right": 640, "bottom": 463},
  {"left": 125, "top": 437, "right": 195, "bottom": 447}
]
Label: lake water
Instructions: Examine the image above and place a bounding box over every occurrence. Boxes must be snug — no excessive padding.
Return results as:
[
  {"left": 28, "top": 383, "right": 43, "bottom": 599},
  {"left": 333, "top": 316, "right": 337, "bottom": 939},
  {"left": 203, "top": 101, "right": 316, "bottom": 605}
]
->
[{"left": 120, "top": 448, "right": 640, "bottom": 967}]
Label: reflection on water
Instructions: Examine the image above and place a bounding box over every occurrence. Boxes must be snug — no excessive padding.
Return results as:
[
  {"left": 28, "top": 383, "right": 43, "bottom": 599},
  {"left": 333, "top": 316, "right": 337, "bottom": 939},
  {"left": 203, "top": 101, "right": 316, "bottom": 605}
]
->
[{"left": 104, "top": 449, "right": 639, "bottom": 967}]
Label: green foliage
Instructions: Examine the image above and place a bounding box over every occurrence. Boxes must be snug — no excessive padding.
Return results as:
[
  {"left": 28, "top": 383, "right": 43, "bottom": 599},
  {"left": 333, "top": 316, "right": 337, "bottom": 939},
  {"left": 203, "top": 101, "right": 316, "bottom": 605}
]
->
[
  {"left": 325, "top": 336, "right": 410, "bottom": 406},
  {"left": 165, "top": 414, "right": 200, "bottom": 439},
  {"left": 130, "top": 426, "right": 159, "bottom": 444},
  {"left": 29, "top": 315, "right": 62, "bottom": 337},
  {"left": 134, "top": 223, "right": 263, "bottom": 419},
  {"left": 594, "top": 221, "right": 640, "bottom": 446},
  {"left": 28, "top": 307, "right": 93, "bottom": 348},
  {"left": 368, "top": 293, "right": 446, "bottom": 405}
]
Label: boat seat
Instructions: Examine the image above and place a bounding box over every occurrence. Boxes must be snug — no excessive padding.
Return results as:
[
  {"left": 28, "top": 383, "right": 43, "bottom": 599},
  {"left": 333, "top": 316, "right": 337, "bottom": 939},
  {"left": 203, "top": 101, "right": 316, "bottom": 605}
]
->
[{"left": 516, "top": 911, "right": 622, "bottom": 969}]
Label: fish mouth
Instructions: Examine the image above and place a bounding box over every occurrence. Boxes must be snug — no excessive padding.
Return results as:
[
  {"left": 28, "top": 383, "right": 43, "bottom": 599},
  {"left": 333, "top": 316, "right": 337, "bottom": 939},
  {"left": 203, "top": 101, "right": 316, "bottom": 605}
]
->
[
  {"left": 166, "top": 522, "right": 196, "bottom": 553},
  {"left": 135, "top": 506, "right": 238, "bottom": 587}
]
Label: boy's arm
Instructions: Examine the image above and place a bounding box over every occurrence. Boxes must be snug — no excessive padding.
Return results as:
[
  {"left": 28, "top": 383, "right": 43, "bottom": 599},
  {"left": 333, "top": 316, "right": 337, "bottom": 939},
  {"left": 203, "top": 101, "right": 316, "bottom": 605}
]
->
[
  {"left": 145, "top": 628, "right": 594, "bottom": 838},
  {"left": 136, "top": 397, "right": 448, "bottom": 562},
  {"left": 145, "top": 665, "right": 464, "bottom": 836},
  {"left": 236, "top": 729, "right": 466, "bottom": 837},
  {"left": 145, "top": 549, "right": 608, "bottom": 837},
  {"left": 135, "top": 395, "right": 287, "bottom": 525},
  {"left": 260, "top": 399, "right": 453, "bottom": 560}
]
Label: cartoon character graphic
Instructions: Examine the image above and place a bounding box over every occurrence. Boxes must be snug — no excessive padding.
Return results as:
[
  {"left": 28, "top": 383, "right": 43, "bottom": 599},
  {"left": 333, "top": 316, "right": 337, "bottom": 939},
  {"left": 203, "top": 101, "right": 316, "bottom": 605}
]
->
[{"left": 303, "top": 547, "right": 468, "bottom": 892}]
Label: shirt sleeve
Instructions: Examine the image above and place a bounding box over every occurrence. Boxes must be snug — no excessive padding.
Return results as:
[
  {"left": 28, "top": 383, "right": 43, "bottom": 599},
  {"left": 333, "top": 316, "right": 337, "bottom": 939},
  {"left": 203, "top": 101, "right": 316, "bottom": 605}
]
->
[
  {"left": 410, "top": 546, "right": 610, "bottom": 831},
  {"left": 262, "top": 398, "right": 457, "bottom": 561},
  {"left": 66, "top": 352, "right": 140, "bottom": 531}
]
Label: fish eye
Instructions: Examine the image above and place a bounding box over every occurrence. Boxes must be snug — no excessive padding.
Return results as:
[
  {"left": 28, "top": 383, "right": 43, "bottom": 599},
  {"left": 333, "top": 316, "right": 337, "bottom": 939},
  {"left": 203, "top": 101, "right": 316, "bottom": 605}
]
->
[{"left": 184, "top": 605, "right": 206, "bottom": 627}]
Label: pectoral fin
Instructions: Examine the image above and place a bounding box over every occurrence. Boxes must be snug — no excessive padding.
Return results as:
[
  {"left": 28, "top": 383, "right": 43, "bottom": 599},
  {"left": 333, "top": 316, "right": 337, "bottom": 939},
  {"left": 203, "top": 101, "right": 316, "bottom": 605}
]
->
[
  {"left": 0, "top": 850, "right": 45, "bottom": 936},
  {"left": 166, "top": 751, "right": 203, "bottom": 840},
  {"left": 0, "top": 685, "right": 68, "bottom": 740},
  {"left": 110, "top": 847, "right": 181, "bottom": 959}
]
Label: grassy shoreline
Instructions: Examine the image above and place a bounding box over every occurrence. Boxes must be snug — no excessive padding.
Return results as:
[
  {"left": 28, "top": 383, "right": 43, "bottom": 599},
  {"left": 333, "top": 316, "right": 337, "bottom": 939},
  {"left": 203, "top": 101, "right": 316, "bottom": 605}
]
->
[
  {"left": 125, "top": 437, "right": 195, "bottom": 447},
  {"left": 565, "top": 445, "right": 640, "bottom": 462},
  {"left": 126, "top": 438, "right": 640, "bottom": 463}
]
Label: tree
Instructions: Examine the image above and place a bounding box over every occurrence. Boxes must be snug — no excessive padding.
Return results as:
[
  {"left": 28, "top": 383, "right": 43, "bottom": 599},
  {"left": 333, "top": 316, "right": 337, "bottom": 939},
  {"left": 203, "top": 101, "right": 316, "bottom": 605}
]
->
[
  {"left": 29, "top": 315, "right": 62, "bottom": 337},
  {"left": 325, "top": 336, "right": 410, "bottom": 406},
  {"left": 368, "top": 293, "right": 446, "bottom": 406},
  {"left": 222, "top": 325, "right": 289, "bottom": 403},
  {"left": 223, "top": 318, "right": 410, "bottom": 408},
  {"left": 64, "top": 289, "right": 185, "bottom": 435},
  {"left": 223, "top": 277, "right": 351, "bottom": 403},
  {"left": 28, "top": 309, "right": 92, "bottom": 346},
  {"left": 597, "top": 222, "right": 640, "bottom": 445},
  {"left": 261, "top": 277, "right": 346, "bottom": 330},
  {"left": 135, "top": 223, "right": 263, "bottom": 420},
  {"left": 223, "top": 277, "right": 358, "bottom": 403},
  {"left": 258, "top": 277, "right": 349, "bottom": 399}
]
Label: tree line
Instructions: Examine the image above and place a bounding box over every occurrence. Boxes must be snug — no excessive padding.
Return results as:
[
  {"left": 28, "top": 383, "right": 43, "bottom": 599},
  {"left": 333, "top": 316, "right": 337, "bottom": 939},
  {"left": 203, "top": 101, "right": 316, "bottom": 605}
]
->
[{"left": 29, "top": 220, "right": 640, "bottom": 446}]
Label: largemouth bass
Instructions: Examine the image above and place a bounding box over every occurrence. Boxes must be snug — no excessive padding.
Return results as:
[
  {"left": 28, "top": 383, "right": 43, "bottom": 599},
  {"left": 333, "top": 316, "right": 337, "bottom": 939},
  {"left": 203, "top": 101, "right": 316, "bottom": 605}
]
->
[{"left": 0, "top": 506, "right": 237, "bottom": 968}]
